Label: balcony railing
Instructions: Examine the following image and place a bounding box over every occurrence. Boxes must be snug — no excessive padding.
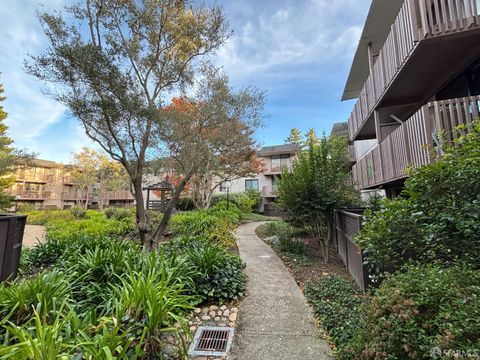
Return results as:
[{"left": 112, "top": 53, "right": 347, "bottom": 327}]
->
[
  {"left": 61, "top": 190, "right": 134, "bottom": 201},
  {"left": 348, "top": 0, "right": 480, "bottom": 140},
  {"left": 264, "top": 163, "right": 292, "bottom": 174},
  {"left": 104, "top": 190, "right": 134, "bottom": 200},
  {"left": 8, "top": 190, "right": 47, "bottom": 200},
  {"left": 352, "top": 95, "right": 480, "bottom": 189},
  {"left": 15, "top": 175, "right": 50, "bottom": 183}
]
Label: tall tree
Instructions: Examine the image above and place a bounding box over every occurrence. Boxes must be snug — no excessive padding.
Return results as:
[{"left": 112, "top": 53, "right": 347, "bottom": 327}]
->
[
  {"left": 26, "top": 0, "right": 230, "bottom": 245},
  {"left": 305, "top": 128, "right": 320, "bottom": 148},
  {"left": 285, "top": 128, "right": 302, "bottom": 146},
  {"left": 151, "top": 66, "right": 264, "bottom": 242},
  {"left": 277, "top": 134, "right": 360, "bottom": 262}
]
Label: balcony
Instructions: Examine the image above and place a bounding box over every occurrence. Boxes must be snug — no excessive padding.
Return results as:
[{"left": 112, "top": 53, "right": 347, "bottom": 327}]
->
[
  {"left": 15, "top": 175, "right": 50, "bottom": 184},
  {"left": 104, "top": 190, "right": 134, "bottom": 200},
  {"left": 8, "top": 190, "right": 47, "bottom": 200},
  {"left": 61, "top": 191, "right": 88, "bottom": 201},
  {"left": 349, "top": 0, "right": 480, "bottom": 141},
  {"left": 263, "top": 163, "right": 292, "bottom": 175},
  {"left": 352, "top": 95, "right": 480, "bottom": 189},
  {"left": 261, "top": 186, "right": 278, "bottom": 198}
]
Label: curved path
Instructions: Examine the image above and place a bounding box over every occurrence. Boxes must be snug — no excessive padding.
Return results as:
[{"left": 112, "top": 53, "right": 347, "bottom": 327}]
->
[{"left": 232, "top": 222, "right": 332, "bottom": 360}]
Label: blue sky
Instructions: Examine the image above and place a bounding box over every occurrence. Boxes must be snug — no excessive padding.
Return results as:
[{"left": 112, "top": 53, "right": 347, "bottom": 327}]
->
[{"left": 0, "top": 0, "right": 370, "bottom": 163}]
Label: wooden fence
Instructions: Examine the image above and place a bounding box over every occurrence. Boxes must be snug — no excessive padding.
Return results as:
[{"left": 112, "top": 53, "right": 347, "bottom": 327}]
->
[{"left": 334, "top": 209, "right": 369, "bottom": 291}]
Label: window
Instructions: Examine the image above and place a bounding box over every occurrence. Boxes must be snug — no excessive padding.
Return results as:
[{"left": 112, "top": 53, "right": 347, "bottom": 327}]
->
[
  {"left": 271, "top": 154, "right": 291, "bottom": 171},
  {"left": 245, "top": 179, "right": 259, "bottom": 191}
]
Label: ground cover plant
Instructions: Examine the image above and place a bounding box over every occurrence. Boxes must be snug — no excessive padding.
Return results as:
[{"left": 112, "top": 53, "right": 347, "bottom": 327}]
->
[
  {"left": 304, "top": 275, "right": 365, "bottom": 356},
  {"left": 4, "top": 207, "right": 247, "bottom": 359}
]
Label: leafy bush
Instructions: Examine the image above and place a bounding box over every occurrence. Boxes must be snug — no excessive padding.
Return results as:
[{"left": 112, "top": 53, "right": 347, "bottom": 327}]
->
[
  {"left": 211, "top": 191, "right": 260, "bottom": 213},
  {"left": 176, "top": 196, "right": 196, "bottom": 211},
  {"left": 277, "top": 135, "right": 360, "bottom": 261},
  {"left": 104, "top": 207, "right": 135, "bottom": 220},
  {"left": 304, "top": 275, "right": 365, "bottom": 354},
  {"left": 278, "top": 236, "right": 307, "bottom": 255},
  {"left": 23, "top": 210, "right": 75, "bottom": 225},
  {"left": 259, "top": 221, "right": 303, "bottom": 239},
  {"left": 356, "top": 123, "right": 480, "bottom": 280},
  {"left": 169, "top": 208, "right": 240, "bottom": 247},
  {"left": 343, "top": 264, "right": 480, "bottom": 360},
  {"left": 161, "top": 238, "right": 246, "bottom": 303},
  {"left": 70, "top": 206, "right": 87, "bottom": 219}
]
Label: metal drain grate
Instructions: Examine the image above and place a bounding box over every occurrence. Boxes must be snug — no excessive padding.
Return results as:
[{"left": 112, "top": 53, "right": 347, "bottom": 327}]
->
[{"left": 188, "top": 326, "right": 234, "bottom": 357}]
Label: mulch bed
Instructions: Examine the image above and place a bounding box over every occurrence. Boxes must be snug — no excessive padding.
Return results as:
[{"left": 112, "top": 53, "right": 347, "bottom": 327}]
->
[{"left": 255, "top": 228, "right": 355, "bottom": 290}]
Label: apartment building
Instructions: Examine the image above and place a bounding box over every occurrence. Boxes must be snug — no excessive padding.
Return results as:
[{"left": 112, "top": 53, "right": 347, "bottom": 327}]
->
[
  {"left": 344, "top": 0, "right": 480, "bottom": 197},
  {"left": 6, "top": 160, "right": 134, "bottom": 210},
  {"left": 225, "top": 144, "right": 298, "bottom": 214}
]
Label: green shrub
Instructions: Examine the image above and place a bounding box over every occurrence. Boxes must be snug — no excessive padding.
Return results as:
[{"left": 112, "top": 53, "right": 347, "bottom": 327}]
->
[
  {"left": 211, "top": 191, "right": 259, "bottom": 213},
  {"left": 111, "top": 266, "right": 194, "bottom": 357},
  {"left": 245, "top": 189, "right": 262, "bottom": 211},
  {"left": 260, "top": 221, "right": 303, "bottom": 239},
  {"left": 70, "top": 206, "right": 87, "bottom": 219},
  {"left": 278, "top": 236, "right": 307, "bottom": 255},
  {"left": 169, "top": 208, "right": 239, "bottom": 247},
  {"left": 104, "top": 207, "right": 135, "bottom": 220},
  {"left": 23, "top": 210, "right": 75, "bottom": 225},
  {"left": 176, "top": 196, "right": 196, "bottom": 211},
  {"left": 0, "top": 270, "right": 73, "bottom": 326},
  {"left": 160, "top": 238, "right": 246, "bottom": 303},
  {"left": 343, "top": 264, "right": 480, "bottom": 360},
  {"left": 304, "top": 275, "right": 364, "bottom": 354},
  {"left": 357, "top": 123, "right": 480, "bottom": 280}
]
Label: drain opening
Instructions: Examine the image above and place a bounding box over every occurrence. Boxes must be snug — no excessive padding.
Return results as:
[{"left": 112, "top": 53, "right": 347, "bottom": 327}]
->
[
  {"left": 189, "top": 326, "right": 234, "bottom": 357},
  {"left": 195, "top": 329, "right": 229, "bottom": 351}
]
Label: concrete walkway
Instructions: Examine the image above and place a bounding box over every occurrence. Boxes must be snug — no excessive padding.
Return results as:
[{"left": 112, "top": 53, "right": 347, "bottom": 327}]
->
[
  {"left": 22, "top": 225, "right": 46, "bottom": 247},
  {"left": 232, "top": 222, "right": 332, "bottom": 360}
]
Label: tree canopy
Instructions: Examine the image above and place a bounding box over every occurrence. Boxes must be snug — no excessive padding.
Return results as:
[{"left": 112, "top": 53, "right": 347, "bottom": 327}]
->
[
  {"left": 26, "top": 0, "right": 231, "bottom": 246},
  {"left": 277, "top": 134, "right": 359, "bottom": 261}
]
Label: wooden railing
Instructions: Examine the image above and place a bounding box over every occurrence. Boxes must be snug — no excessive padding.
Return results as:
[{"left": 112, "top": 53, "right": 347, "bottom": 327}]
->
[
  {"left": 417, "top": 0, "right": 480, "bottom": 37},
  {"left": 348, "top": 0, "right": 480, "bottom": 140},
  {"left": 264, "top": 163, "right": 292, "bottom": 174},
  {"left": 428, "top": 95, "right": 480, "bottom": 143},
  {"left": 104, "top": 190, "right": 134, "bottom": 200},
  {"left": 334, "top": 209, "right": 369, "bottom": 291},
  {"left": 353, "top": 95, "right": 480, "bottom": 189}
]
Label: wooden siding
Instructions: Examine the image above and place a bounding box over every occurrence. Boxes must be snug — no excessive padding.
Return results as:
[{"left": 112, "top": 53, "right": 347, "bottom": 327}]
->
[
  {"left": 352, "top": 95, "right": 480, "bottom": 189},
  {"left": 348, "top": 0, "right": 480, "bottom": 140}
]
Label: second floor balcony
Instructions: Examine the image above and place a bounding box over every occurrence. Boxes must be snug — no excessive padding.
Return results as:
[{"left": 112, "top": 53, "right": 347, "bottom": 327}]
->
[
  {"left": 348, "top": 0, "right": 480, "bottom": 141},
  {"left": 352, "top": 94, "right": 480, "bottom": 189},
  {"left": 263, "top": 163, "right": 292, "bottom": 175}
]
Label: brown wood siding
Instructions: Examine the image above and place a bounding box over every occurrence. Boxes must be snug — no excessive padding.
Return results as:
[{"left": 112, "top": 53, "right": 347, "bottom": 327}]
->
[
  {"left": 354, "top": 95, "right": 479, "bottom": 190},
  {"left": 347, "top": 0, "right": 480, "bottom": 140}
]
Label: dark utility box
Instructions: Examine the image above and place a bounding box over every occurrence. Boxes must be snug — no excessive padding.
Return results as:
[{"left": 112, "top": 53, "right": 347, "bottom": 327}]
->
[{"left": 0, "top": 215, "right": 27, "bottom": 282}]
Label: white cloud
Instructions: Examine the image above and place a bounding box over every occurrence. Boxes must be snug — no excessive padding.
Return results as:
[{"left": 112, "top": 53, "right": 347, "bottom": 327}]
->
[
  {"left": 0, "top": 0, "right": 94, "bottom": 162},
  {"left": 215, "top": 0, "right": 365, "bottom": 85}
]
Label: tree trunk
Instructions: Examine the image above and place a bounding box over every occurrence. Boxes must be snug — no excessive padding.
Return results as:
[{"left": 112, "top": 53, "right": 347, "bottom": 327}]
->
[
  {"left": 84, "top": 188, "right": 90, "bottom": 210},
  {"left": 132, "top": 177, "right": 149, "bottom": 246},
  {"left": 151, "top": 170, "right": 194, "bottom": 247}
]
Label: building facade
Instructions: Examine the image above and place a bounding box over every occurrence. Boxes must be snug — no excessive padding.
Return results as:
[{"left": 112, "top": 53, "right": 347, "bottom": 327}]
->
[
  {"left": 223, "top": 144, "right": 299, "bottom": 214},
  {"left": 344, "top": 0, "right": 480, "bottom": 197},
  {"left": 6, "top": 160, "right": 134, "bottom": 210}
]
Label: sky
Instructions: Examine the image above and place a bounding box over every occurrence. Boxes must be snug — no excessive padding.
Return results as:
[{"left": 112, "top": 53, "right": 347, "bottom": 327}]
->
[{"left": 0, "top": 0, "right": 370, "bottom": 163}]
